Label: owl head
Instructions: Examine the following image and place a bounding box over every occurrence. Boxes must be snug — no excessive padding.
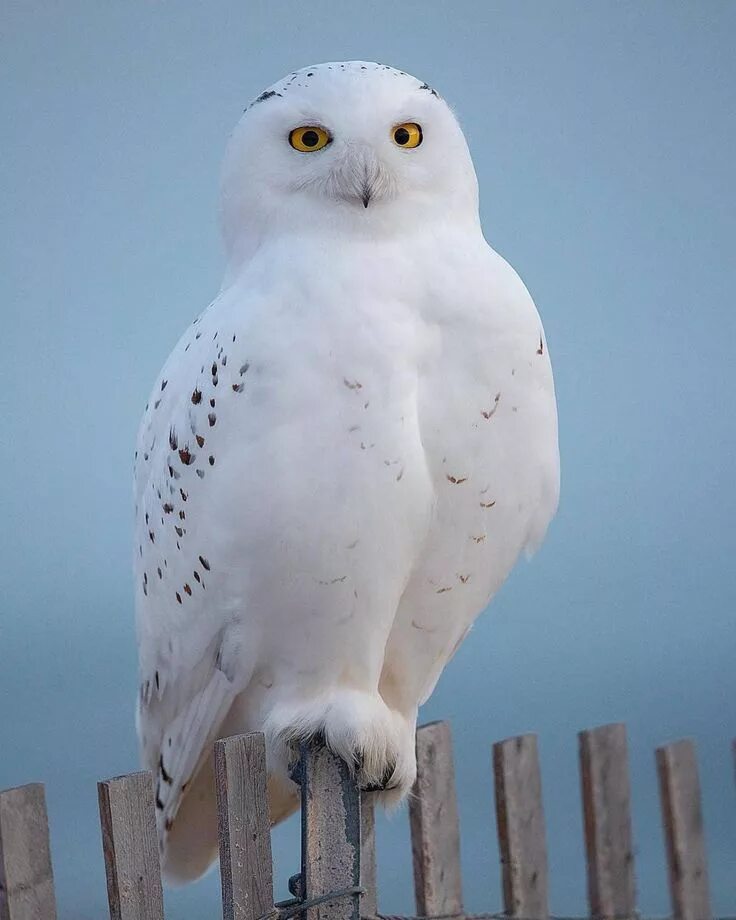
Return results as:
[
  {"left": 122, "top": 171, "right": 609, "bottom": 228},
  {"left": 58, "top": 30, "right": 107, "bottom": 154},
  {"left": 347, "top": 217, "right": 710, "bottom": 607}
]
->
[{"left": 220, "top": 62, "right": 479, "bottom": 264}]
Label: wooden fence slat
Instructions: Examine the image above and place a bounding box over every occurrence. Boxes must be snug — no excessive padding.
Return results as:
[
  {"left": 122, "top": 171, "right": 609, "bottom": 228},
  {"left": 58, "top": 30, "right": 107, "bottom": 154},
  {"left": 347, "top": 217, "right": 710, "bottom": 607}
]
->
[
  {"left": 656, "top": 739, "right": 711, "bottom": 920},
  {"left": 493, "top": 733, "right": 549, "bottom": 919},
  {"left": 215, "top": 733, "right": 274, "bottom": 920},
  {"left": 0, "top": 783, "right": 57, "bottom": 920},
  {"left": 360, "top": 792, "right": 378, "bottom": 918},
  {"left": 300, "top": 738, "right": 361, "bottom": 920},
  {"left": 97, "top": 771, "right": 164, "bottom": 920},
  {"left": 409, "top": 721, "right": 464, "bottom": 919},
  {"left": 579, "top": 723, "right": 636, "bottom": 919}
]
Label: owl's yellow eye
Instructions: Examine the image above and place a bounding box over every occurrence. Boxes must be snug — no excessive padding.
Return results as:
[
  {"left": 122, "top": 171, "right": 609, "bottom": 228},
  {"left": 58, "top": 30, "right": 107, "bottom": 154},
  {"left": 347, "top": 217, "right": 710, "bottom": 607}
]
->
[
  {"left": 289, "top": 126, "right": 331, "bottom": 152},
  {"left": 392, "top": 122, "right": 423, "bottom": 148}
]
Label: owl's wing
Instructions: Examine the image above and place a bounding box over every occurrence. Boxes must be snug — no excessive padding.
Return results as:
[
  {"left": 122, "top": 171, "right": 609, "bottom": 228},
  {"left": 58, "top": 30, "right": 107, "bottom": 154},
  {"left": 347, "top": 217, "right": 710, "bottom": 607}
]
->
[
  {"left": 133, "top": 309, "right": 245, "bottom": 842},
  {"left": 135, "top": 624, "right": 237, "bottom": 841}
]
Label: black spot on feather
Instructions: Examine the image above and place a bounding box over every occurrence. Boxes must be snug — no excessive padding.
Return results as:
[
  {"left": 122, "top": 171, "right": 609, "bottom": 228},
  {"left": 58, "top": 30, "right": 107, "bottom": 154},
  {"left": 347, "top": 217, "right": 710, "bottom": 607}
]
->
[
  {"left": 419, "top": 82, "right": 439, "bottom": 98},
  {"left": 250, "top": 89, "right": 282, "bottom": 108}
]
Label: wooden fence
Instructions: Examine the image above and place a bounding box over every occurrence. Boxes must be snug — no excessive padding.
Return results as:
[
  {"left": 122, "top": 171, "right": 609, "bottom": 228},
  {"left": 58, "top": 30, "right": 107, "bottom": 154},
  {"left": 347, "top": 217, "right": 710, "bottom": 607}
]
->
[{"left": 0, "top": 722, "right": 730, "bottom": 920}]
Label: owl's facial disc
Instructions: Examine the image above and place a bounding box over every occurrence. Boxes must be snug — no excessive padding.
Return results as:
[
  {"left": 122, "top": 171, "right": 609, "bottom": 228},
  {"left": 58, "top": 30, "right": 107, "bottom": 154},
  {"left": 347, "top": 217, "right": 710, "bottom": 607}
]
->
[
  {"left": 221, "top": 63, "right": 480, "bottom": 255},
  {"left": 287, "top": 118, "right": 425, "bottom": 208}
]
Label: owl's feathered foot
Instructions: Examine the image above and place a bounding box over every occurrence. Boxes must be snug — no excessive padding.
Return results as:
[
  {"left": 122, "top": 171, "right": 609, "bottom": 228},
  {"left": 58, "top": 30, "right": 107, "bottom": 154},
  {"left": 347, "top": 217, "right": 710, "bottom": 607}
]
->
[
  {"left": 357, "top": 755, "right": 400, "bottom": 792},
  {"left": 266, "top": 688, "right": 416, "bottom": 804}
]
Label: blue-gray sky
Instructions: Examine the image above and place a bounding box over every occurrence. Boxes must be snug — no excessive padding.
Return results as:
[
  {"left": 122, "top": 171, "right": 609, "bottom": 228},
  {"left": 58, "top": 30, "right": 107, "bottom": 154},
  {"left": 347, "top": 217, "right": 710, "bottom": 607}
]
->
[{"left": 2, "top": 3, "right": 734, "bottom": 918}]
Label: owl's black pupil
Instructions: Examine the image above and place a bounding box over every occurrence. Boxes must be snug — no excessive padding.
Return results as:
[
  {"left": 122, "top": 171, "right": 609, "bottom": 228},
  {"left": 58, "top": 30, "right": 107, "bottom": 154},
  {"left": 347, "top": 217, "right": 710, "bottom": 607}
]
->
[
  {"left": 302, "top": 130, "right": 319, "bottom": 147},
  {"left": 395, "top": 127, "right": 411, "bottom": 145}
]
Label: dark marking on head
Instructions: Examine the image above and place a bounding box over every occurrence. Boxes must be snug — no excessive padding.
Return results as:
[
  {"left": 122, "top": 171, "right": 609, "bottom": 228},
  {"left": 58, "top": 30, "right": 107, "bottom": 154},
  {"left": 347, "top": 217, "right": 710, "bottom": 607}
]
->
[
  {"left": 208, "top": 455, "right": 215, "bottom": 466},
  {"left": 176, "top": 591, "right": 182, "bottom": 604},
  {"left": 160, "top": 379, "right": 168, "bottom": 391},
  {"left": 192, "top": 389, "right": 202, "bottom": 405},
  {"left": 183, "top": 583, "right": 192, "bottom": 596},
  {"left": 419, "top": 82, "right": 439, "bottom": 98},
  {"left": 196, "top": 434, "right": 205, "bottom": 447},
  {"left": 163, "top": 502, "right": 174, "bottom": 514},
  {"left": 250, "top": 89, "right": 283, "bottom": 108},
  {"left": 232, "top": 382, "right": 244, "bottom": 393},
  {"left": 199, "top": 555, "right": 210, "bottom": 571},
  {"left": 169, "top": 429, "right": 178, "bottom": 450},
  {"left": 537, "top": 335, "right": 544, "bottom": 355},
  {"left": 208, "top": 412, "right": 216, "bottom": 427},
  {"left": 179, "top": 447, "right": 194, "bottom": 465}
]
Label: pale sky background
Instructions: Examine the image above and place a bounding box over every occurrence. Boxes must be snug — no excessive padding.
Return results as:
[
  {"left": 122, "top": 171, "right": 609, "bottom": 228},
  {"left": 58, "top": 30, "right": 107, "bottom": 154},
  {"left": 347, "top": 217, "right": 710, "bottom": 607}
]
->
[{"left": 1, "top": 2, "right": 735, "bottom": 918}]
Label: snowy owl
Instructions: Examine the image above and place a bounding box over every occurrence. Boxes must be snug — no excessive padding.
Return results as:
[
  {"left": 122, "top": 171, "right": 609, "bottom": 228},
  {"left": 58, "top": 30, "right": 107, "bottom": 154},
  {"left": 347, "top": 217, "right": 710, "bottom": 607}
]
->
[{"left": 134, "top": 61, "right": 559, "bottom": 882}]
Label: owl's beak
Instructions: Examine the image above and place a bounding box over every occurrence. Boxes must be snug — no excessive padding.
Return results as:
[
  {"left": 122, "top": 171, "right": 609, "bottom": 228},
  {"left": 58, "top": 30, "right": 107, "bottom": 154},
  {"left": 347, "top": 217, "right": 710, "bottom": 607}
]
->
[{"left": 330, "top": 143, "right": 390, "bottom": 210}]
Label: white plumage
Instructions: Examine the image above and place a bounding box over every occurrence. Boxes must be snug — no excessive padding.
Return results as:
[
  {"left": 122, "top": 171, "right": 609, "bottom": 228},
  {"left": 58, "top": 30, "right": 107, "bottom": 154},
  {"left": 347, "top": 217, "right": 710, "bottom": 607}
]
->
[{"left": 133, "top": 61, "right": 559, "bottom": 882}]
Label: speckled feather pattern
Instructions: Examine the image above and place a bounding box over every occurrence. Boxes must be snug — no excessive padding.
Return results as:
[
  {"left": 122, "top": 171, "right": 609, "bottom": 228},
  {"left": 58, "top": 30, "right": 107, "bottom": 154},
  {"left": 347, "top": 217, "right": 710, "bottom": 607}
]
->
[{"left": 133, "top": 61, "right": 559, "bottom": 883}]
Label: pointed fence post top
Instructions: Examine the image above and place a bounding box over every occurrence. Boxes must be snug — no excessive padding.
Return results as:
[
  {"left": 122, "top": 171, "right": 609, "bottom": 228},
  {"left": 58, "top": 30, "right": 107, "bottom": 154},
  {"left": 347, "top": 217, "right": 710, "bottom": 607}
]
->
[
  {"left": 493, "top": 733, "right": 549, "bottom": 920},
  {"left": 215, "top": 732, "right": 275, "bottom": 920},
  {"left": 656, "top": 738, "right": 711, "bottom": 920},
  {"left": 578, "top": 723, "right": 637, "bottom": 919},
  {"left": 409, "top": 720, "right": 464, "bottom": 920},
  {"left": 98, "top": 770, "right": 164, "bottom": 920},
  {"left": 0, "top": 782, "right": 57, "bottom": 920},
  {"left": 299, "top": 737, "right": 362, "bottom": 920}
]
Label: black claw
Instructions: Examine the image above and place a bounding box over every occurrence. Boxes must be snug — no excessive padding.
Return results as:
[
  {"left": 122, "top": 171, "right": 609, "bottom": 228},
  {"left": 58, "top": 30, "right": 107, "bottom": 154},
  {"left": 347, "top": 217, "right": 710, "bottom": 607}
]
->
[
  {"left": 288, "top": 873, "right": 304, "bottom": 899},
  {"left": 358, "top": 759, "right": 397, "bottom": 793}
]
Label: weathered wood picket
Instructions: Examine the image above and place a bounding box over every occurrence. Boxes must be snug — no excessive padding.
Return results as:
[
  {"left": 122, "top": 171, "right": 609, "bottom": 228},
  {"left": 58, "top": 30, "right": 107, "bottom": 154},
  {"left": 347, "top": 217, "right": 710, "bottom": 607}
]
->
[{"left": 0, "top": 722, "right": 731, "bottom": 920}]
